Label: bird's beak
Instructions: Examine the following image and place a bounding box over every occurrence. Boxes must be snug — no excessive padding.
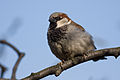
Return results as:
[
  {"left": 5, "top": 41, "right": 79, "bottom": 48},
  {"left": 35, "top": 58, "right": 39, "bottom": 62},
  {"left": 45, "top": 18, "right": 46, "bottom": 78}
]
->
[{"left": 49, "top": 18, "right": 56, "bottom": 23}]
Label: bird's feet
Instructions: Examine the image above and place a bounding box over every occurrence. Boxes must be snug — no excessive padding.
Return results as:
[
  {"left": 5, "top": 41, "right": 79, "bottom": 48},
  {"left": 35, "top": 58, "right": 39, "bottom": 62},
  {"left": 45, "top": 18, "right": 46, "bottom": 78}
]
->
[{"left": 58, "top": 60, "right": 65, "bottom": 66}]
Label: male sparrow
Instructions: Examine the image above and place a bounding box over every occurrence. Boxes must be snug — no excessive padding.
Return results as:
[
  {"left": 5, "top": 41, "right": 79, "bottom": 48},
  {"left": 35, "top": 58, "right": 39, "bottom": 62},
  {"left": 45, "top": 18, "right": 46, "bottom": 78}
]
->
[{"left": 47, "top": 12, "right": 97, "bottom": 62}]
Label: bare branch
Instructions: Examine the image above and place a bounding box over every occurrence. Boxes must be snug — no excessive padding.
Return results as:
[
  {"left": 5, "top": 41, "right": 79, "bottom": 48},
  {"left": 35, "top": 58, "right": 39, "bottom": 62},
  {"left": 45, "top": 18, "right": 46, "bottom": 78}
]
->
[
  {"left": 0, "top": 78, "right": 9, "bottom": 80},
  {"left": 0, "top": 64, "right": 7, "bottom": 78},
  {"left": 0, "top": 40, "right": 120, "bottom": 80},
  {"left": 0, "top": 40, "right": 25, "bottom": 80},
  {"left": 22, "top": 47, "right": 120, "bottom": 80},
  {"left": 11, "top": 53, "right": 24, "bottom": 80}
]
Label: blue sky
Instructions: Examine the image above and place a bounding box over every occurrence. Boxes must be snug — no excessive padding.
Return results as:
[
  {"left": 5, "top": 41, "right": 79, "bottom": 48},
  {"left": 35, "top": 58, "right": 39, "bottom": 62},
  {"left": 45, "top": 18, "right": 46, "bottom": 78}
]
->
[{"left": 0, "top": 0, "right": 120, "bottom": 80}]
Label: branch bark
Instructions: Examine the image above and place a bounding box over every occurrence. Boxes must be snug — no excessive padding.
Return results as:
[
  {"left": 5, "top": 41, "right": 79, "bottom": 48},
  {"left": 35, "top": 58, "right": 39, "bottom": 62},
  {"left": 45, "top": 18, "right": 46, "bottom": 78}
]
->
[
  {"left": 0, "top": 64, "right": 7, "bottom": 78},
  {"left": 0, "top": 40, "right": 25, "bottom": 80},
  {"left": 22, "top": 47, "right": 120, "bottom": 80},
  {"left": 0, "top": 40, "right": 120, "bottom": 80}
]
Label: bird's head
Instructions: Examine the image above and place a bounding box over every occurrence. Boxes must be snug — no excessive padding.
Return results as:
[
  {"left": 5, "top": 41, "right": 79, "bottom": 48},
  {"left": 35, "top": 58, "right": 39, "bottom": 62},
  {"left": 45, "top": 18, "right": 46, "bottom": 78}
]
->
[{"left": 49, "top": 12, "right": 72, "bottom": 29}]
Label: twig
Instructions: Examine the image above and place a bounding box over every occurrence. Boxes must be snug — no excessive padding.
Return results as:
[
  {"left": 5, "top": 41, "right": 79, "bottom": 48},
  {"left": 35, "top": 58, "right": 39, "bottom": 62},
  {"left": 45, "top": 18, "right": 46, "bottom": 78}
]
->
[
  {"left": 0, "top": 78, "right": 9, "bottom": 80},
  {"left": 11, "top": 53, "right": 24, "bottom": 80},
  {"left": 0, "top": 64, "right": 7, "bottom": 78},
  {"left": 0, "top": 40, "right": 25, "bottom": 80},
  {"left": 22, "top": 47, "right": 120, "bottom": 80}
]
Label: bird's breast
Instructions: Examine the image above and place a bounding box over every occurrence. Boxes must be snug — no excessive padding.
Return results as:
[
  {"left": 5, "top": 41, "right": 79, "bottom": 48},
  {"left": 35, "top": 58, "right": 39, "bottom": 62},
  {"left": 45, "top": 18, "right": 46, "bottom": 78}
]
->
[{"left": 47, "top": 25, "right": 68, "bottom": 42}]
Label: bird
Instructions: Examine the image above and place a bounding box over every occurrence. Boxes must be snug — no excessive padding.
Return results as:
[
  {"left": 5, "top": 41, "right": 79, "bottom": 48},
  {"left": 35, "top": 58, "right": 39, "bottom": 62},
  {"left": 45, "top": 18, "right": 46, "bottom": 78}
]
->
[{"left": 47, "top": 12, "right": 99, "bottom": 62}]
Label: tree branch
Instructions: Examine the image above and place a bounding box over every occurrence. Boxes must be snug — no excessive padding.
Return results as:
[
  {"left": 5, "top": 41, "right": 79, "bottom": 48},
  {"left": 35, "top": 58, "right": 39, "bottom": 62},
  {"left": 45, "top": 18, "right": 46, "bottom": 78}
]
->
[
  {"left": 0, "top": 64, "right": 7, "bottom": 78},
  {"left": 0, "top": 40, "right": 25, "bottom": 80},
  {"left": 22, "top": 47, "right": 120, "bottom": 80},
  {"left": 0, "top": 78, "right": 9, "bottom": 80},
  {"left": 0, "top": 40, "right": 120, "bottom": 80}
]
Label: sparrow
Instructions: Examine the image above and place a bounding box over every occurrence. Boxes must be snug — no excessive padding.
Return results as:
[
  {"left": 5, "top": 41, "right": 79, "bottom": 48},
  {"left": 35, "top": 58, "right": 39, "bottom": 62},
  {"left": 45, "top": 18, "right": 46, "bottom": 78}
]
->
[{"left": 47, "top": 12, "right": 98, "bottom": 62}]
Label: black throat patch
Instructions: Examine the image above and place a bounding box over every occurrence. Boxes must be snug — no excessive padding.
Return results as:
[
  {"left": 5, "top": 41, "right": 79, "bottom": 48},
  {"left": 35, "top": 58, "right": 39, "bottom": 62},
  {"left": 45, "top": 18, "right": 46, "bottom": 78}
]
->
[
  {"left": 47, "top": 25, "right": 68, "bottom": 42},
  {"left": 49, "top": 22, "right": 57, "bottom": 30}
]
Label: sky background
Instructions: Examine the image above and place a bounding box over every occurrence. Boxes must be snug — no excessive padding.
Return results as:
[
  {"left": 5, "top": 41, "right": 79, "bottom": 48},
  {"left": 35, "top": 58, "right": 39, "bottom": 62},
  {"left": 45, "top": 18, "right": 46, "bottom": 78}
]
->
[{"left": 0, "top": 0, "right": 120, "bottom": 80}]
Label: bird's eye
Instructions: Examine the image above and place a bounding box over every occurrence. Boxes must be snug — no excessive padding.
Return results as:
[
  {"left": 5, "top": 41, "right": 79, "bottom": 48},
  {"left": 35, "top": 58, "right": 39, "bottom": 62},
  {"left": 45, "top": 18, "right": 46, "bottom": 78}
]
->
[{"left": 55, "top": 17, "right": 62, "bottom": 21}]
